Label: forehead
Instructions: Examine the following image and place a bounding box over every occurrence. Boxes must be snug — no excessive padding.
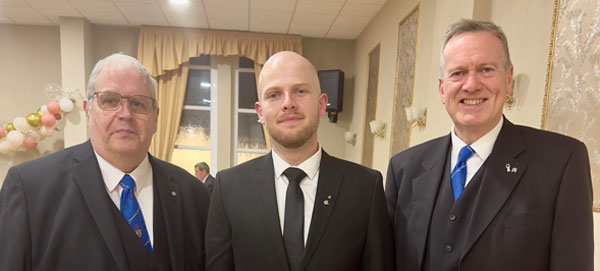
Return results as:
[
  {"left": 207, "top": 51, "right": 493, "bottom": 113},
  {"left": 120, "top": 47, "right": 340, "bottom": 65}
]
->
[
  {"left": 260, "top": 57, "right": 318, "bottom": 90},
  {"left": 95, "top": 65, "right": 150, "bottom": 96},
  {"left": 443, "top": 31, "right": 504, "bottom": 65}
]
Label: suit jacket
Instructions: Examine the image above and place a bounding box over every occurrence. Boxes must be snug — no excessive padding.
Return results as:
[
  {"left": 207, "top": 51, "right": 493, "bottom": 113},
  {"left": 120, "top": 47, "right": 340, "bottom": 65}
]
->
[
  {"left": 206, "top": 150, "right": 394, "bottom": 271},
  {"left": 204, "top": 175, "right": 215, "bottom": 195},
  {"left": 385, "top": 119, "right": 594, "bottom": 271},
  {"left": 0, "top": 141, "right": 211, "bottom": 271}
]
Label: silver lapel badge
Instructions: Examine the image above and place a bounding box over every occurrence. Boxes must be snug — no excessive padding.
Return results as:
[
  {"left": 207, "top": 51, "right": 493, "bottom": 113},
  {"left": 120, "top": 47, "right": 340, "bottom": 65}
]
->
[{"left": 505, "top": 164, "right": 517, "bottom": 173}]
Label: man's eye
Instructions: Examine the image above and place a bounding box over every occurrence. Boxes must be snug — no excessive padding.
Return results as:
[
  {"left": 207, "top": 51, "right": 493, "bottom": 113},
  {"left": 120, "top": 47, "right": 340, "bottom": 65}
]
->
[
  {"left": 130, "top": 100, "right": 144, "bottom": 109},
  {"left": 104, "top": 98, "right": 120, "bottom": 106}
]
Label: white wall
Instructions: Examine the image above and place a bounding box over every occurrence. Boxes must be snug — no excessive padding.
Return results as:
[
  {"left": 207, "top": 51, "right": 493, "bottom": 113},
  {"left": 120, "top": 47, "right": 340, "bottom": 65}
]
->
[{"left": 303, "top": 37, "right": 355, "bottom": 159}]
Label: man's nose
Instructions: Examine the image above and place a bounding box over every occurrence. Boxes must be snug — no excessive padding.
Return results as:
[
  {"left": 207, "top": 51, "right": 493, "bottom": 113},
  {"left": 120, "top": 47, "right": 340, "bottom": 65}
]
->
[
  {"left": 282, "top": 93, "right": 297, "bottom": 110},
  {"left": 115, "top": 99, "right": 133, "bottom": 117},
  {"left": 462, "top": 71, "right": 481, "bottom": 92}
]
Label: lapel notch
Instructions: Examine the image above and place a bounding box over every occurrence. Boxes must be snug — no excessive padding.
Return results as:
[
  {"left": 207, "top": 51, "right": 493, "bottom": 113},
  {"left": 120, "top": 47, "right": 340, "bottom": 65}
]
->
[
  {"left": 71, "top": 142, "right": 129, "bottom": 270},
  {"left": 150, "top": 156, "right": 184, "bottom": 270},
  {"left": 301, "top": 152, "right": 344, "bottom": 269},
  {"left": 252, "top": 154, "right": 290, "bottom": 270}
]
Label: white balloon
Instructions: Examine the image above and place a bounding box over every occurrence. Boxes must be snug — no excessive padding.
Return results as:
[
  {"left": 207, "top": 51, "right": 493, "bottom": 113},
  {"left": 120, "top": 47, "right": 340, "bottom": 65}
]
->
[
  {"left": 41, "top": 105, "right": 48, "bottom": 113},
  {"left": 40, "top": 125, "right": 54, "bottom": 137},
  {"left": 13, "top": 117, "right": 30, "bottom": 131},
  {"left": 7, "top": 130, "right": 24, "bottom": 146},
  {"left": 59, "top": 98, "right": 74, "bottom": 112},
  {"left": 0, "top": 140, "right": 12, "bottom": 154}
]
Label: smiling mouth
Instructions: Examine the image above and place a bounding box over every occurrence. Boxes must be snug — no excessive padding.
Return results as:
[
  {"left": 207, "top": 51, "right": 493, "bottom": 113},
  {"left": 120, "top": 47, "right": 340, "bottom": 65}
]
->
[{"left": 462, "top": 98, "right": 486, "bottom": 105}]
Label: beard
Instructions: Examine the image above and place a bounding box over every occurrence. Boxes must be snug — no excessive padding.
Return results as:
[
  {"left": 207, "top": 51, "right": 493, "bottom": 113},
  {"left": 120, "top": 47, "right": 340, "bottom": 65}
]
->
[{"left": 265, "top": 116, "right": 319, "bottom": 149}]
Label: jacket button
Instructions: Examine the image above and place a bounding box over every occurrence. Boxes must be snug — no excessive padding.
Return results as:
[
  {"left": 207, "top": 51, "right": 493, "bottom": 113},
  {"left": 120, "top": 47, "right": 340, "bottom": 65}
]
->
[
  {"left": 449, "top": 214, "right": 457, "bottom": 221},
  {"left": 445, "top": 244, "right": 453, "bottom": 252}
]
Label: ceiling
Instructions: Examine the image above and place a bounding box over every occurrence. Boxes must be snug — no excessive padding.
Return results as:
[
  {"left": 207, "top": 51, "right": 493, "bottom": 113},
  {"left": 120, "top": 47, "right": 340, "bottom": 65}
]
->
[{"left": 0, "top": 0, "right": 387, "bottom": 39}]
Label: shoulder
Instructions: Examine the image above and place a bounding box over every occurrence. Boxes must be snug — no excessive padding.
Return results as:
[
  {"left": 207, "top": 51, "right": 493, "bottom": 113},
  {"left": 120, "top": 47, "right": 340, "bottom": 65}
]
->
[
  {"left": 323, "top": 153, "right": 381, "bottom": 178},
  {"left": 389, "top": 135, "right": 448, "bottom": 166},
  {"left": 514, "top": 124, "right": 584, "bottom": 146},
  {"left": 149, "top": 156, "right": 204, "bottom": 187},
  {"left": 9, "top": 142, "right": 90, "bottom": 177}
]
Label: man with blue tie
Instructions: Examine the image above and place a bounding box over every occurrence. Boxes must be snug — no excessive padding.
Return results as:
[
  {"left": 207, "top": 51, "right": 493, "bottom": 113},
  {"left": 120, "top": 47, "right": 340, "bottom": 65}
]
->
[
  {"left": 0, "top": 53, "right": 210, "bottom": 270},
  {"left": 385, "top": 19, "right": 593, "bottom": 270}
]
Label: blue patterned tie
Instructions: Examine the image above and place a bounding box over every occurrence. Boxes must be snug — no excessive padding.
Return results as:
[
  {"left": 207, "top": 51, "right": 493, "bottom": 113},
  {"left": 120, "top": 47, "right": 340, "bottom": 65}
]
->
[
  {"left": 451, "top": 145, "right": 475, "bottom": 201},
  {"left": 119, "top": 174, "right": 152, "bottom": 253}
]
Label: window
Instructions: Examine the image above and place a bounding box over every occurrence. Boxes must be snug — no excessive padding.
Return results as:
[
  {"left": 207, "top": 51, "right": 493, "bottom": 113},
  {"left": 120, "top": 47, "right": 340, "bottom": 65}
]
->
[
  {"left": 170, "top": 55, "right": 217, "bottom": 173},
  {"left": 234, "top": 57, "right": 268, "bottom": 165}
]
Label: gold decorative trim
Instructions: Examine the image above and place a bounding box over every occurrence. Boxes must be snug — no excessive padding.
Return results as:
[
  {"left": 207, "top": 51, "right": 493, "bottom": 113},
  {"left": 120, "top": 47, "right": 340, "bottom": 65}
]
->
[
  {"left": 360, "top": 43, "right": 381, "bottom": 167},
  {"left": 390, "top": 4, "right": 420, "bottom": 158},
  {"left": 541, "top": 0, "right": 560, "bottom": 129}
]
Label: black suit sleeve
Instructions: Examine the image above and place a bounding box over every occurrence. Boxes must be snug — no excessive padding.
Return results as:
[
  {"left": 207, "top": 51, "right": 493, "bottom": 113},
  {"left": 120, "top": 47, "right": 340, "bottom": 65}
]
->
[
  {"left": 550, "top": 141, "right": 594, "bottom": 270},
  {"left": 361, "top": 171, "right": 394, "bottom": 271},
  {"left": 0, "top": 167, "right": 32, "bottom": 271},
  {"left": 205, "top": 172, "right": 235, "bottom": 271}
]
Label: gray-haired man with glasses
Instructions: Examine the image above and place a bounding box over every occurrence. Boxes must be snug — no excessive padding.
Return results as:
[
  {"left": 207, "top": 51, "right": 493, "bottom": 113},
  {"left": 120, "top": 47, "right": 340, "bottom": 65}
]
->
[{"left": 0, "top": 53, "right": 211, "bottom": 271}]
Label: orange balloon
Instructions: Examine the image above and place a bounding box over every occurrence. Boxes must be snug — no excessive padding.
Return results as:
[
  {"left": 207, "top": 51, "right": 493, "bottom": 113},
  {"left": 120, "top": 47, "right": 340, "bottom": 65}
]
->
[{"left": 47, "top": 101, "right": 60, "bottom": 115}]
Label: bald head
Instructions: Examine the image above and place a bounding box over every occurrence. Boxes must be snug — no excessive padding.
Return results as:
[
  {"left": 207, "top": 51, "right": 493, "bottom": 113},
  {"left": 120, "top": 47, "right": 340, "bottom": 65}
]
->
[{"left": 258, "top": 51, "right": 321, "bottom": 101}]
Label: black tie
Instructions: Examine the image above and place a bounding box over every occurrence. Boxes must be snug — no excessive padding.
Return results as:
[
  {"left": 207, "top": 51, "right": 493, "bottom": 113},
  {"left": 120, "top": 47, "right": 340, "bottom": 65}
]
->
[{"left": 283, "top": 167, "right": 307, "bottom": 270}]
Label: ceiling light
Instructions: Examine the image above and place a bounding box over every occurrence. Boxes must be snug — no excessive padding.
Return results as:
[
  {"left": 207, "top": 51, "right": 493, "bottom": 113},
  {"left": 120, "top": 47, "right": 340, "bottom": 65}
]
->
[{"left": 170, "top": 0, "right": 189, "bottom": 5}]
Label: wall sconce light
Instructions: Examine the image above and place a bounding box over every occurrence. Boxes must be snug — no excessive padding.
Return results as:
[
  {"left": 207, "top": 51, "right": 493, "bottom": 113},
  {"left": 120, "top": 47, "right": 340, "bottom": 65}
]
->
[
  {"left": 344, "top": 131, "right": 356, "bottom": 146},
  {"left": 505, "top": 92, "right": 514, "bottom": 109},
  {"left": 369, "top": 120, "right": 386, "bottom": 139},
  {"left": 405, "top": 105, "right": 427, "bottom": 128}
]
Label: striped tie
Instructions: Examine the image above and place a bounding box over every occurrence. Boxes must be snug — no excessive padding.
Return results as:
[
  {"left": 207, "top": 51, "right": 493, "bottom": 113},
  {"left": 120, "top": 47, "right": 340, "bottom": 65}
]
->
[
  {"left": 120, "top": 174, "right": 152, "bottom": 253},
  {"left": 450, "top": 145, "right": 475, "bottom": 201}
]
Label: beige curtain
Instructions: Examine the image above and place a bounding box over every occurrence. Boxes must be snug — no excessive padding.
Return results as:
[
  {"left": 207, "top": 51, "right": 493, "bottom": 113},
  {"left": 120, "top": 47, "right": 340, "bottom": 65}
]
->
[
  {"left": 138, "top": 26, "right": 302, "bottom": 160},
  {"left": 149, "top": 65, "right": 189, "bottom": 160}
]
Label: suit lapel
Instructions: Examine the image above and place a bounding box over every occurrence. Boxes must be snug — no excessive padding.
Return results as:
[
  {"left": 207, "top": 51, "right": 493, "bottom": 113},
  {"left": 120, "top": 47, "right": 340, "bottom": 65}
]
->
[
  {"left": 70, "top": 141, "right": 129, "bottom": 271},
  {"left": 462, "top": 120, "right": 527, "bottom": 258},
  {"left": 150, "top": 156, "right": 184, "bottom": 270},
  {"left": 409, "top": 136, "right": 450, "bottom": 268},
  {"left": 252, "top": 154, "right": 290, "bottom": 270},
  {"left": 301, "top": 152, "right": 344, "bottom": 269}
]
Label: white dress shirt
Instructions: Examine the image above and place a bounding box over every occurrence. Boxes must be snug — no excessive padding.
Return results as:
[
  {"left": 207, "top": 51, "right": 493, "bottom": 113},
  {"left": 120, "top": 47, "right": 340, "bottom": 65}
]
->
[
  {"left": 272, "top": 147, "right": 322, "bottom": 246},
  {"left": 95, "top": 151, "right": 154, "bottom": 246},
  {"left": 450, "top": 116, "right": 503, "bottom": 187}
]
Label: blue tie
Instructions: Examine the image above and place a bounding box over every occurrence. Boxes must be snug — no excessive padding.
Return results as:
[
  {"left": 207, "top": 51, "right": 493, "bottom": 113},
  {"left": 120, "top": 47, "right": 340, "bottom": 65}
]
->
[
  {"left": 119, "top": 174, "right": 152, "bottom": 253},
  {"left": 451, "top": 145, "right": 475, "bottom": 201}
]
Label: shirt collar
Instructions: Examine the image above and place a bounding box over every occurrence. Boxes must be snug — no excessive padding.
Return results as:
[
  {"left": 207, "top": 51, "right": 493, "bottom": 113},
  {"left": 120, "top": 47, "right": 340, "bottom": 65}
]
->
[
  {"left": 451, "top": 116, "right": 503, "bottom": 162},
  {"left": 94, "top": 151, "right": 153, "bottom": 193},
  {"left": 272, "top": 146, "right": 322, "bottom": 181}
]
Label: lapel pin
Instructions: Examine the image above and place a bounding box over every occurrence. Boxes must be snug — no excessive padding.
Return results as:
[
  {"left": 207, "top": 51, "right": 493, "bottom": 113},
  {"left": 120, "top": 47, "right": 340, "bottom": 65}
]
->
[
  {"left": 505, "top": 164, "right": 517, "bottom": 173},
  {"left": 327, "top": 195, "right": 332, "bottom": 199},
  {"left": 171, "top": 191, "right": 177, "bottom": 197},
  {"left": 323, "top": 200, "right": 330, "bottom": 206}
]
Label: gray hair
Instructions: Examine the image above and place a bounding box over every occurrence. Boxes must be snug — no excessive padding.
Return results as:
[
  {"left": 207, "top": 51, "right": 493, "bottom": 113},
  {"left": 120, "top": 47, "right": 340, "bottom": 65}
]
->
[
  {"left": 194, "top": 162, "right": 210, "bottom": 173},
  {"left": 86, "top": 53, "right": 156, "bottom": 100},
  {"left": 440, "top": 19, "right": 512, "bottom": 76}
]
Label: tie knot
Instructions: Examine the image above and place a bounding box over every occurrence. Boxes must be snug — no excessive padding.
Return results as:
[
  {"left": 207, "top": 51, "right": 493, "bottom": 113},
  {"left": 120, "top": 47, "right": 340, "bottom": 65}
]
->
[
  {"left": 119, "top": 174, "right": 136, "bottom": 190},
  {"left": 283, "top": 168, "right": 307, "bottom": 184},
  {"left": 458, "top": 145, "right": 475, "bottom": 163}
]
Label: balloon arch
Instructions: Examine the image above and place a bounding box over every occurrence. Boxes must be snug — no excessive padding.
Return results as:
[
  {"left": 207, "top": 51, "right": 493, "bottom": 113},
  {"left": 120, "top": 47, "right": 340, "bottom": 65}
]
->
[{"left": 0, "top": 84, "right": 81, "bottom": 154}]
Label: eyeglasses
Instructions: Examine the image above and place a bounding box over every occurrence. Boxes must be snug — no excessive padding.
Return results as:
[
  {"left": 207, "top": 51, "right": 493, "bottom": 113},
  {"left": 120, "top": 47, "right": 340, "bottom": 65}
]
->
[{"left": 93, "top": 91, "right": 156, "bottom": 114}]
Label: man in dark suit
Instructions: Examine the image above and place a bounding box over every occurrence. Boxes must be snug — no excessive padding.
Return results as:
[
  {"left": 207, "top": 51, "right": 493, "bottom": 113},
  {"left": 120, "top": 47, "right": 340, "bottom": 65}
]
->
[
  {"left": 206, "top": 51, "right": 393, "bottom": 271},
  {"left": 195, "top": 162, "right": 215, "bottom": 195},
  {"left": 0, "top": 53, "right": 210, "bottom": 270},
  {"left": 386, "top": 19, "right": 594, "bottom": 271}
]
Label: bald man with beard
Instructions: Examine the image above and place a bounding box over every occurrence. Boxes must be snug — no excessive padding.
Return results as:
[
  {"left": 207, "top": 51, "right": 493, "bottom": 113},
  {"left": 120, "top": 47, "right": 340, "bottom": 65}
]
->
[{"left": 205, "top": 51, "right": 393, "bottom": 271}]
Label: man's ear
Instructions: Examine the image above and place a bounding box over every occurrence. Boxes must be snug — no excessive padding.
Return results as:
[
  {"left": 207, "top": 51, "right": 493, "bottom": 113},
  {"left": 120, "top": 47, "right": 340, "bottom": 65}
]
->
[
  {"left": 318, "top": 93, "right": 328, "bottom": 116},
  {"left": 255, "top": 102, "right": 264, "bottom": 124},
  {"left": 438, "top": 78, "right": 446, "bottom": 104},
  {"left": 84, "top": 100, "right": 90, "bottom": 120}
]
